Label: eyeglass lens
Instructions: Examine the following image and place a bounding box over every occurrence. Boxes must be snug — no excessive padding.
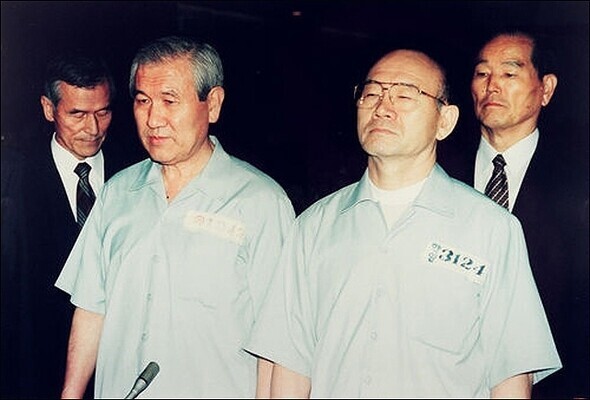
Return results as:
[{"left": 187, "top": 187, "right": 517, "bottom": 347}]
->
[{"left": 357, "top": 82, "right": 422, "bottom": 109}]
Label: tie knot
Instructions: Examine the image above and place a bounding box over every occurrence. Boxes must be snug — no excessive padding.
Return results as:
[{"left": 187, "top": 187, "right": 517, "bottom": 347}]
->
[
  {"left": 74, "top": 162, "right": 92, "bottom": 179},
  {"left": 492, "top": 154, "right": 506, "bottom": 168}
]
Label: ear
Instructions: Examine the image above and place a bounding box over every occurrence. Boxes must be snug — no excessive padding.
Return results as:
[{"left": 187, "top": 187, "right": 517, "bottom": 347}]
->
[
  {"left": 207, "top": 86, "right": 225, "bottom": 123},
  {"left": 541, "top": 73, "right": 558, "bottom": 107},
  {"left": 435, "top": 104, "right": 459, "bottom": 141},
  {"left": 40, "top": 95, "right": 56, "bottom": 122}
]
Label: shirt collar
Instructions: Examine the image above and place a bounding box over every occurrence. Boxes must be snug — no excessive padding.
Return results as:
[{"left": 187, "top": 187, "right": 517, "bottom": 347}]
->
[
  {"left": 479, "top": 128, "right": 539, "bottom": 175},
  {"left": 187, "top": 135, "right": 234, "bottom": 198},
  {"left": 339, "top": 169, "right": 373, "bottom": 213},
  {"left": 130, "top": 136, "right": 233, "bottom": 200},
  {"left": 340, "top": 163, "right": 455, "bottom": 218},
  {"left": 51, "top": 132, "right": 104, "bottom": 176}
]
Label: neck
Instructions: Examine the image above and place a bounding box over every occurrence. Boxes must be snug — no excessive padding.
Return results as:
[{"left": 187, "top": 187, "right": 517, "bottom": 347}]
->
[
  {"left": 481, "top": 125, "right": 537, "bottom": 153},
  {"left": 161, "top": 139, "right": 214, "bottom": 201}
]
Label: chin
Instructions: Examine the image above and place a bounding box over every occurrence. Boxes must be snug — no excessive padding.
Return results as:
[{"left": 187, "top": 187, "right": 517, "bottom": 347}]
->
[
  {"left": 482, "top": 118, "right": 508, "bottom": 131},
  {"left": 146, "top": 150, "right": 171, "bottom": 164},
  {"left": 78, "top": 148, "right": 101, "bottom": 159}
]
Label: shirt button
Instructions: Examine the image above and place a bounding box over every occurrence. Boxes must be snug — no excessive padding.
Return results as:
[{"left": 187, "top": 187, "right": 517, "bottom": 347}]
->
[
  {"left": 147, "top": 293, "right": 152, "bottom": 301},
  {"left": 141, "top": 332, "right": 149, "bottom": 341},
  {"left": 370, "top": 331, "right": 378, "bottom": 340},
  {"left": 364, "top": 376, "right": 372, "bottom": 385}
]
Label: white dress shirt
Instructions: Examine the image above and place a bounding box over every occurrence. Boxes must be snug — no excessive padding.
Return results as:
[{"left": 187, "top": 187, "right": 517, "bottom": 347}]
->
[
  {"left": 51, "top": 133, "right": 105, "bottom": 221},
  {"left": 474, "top": 129, "right": 539, "bottom": 212}
]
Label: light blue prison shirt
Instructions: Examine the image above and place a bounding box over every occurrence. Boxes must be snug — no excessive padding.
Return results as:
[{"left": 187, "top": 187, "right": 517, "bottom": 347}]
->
[
  {"left": 55, "top": 136, "right": 295, "bottom": 398},
  {"left": 246, "top": 163, "right": 561, "bottom": 398}
]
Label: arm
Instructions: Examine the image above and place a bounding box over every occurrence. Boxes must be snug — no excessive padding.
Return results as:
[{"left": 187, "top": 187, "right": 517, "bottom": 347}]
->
[
  {"left": 255, "top": 358, "right": 274, "bottom": 399},
  {"left": 61, "top": 307, "right": 104, "bottom": 399},
  {"left": 270, "top": 364, "right": 310, "bottom": 399},
  {"left": 490, "top": 373, "right": 532, "bottom": 399}
]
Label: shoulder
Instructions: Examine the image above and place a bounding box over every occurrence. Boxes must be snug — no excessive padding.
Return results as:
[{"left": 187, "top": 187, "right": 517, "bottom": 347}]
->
[
  {"left": 103, "top": 158, "right": 152, "bottom": 187},
  {"left": 296, "top": 182, "right": 358, "bottom": 226},
  {"left": 444, "top": 172, "right": 520, "bottom": 231},
  {"left": 225, "top": 154, "right": 291, "bottom": 199}
]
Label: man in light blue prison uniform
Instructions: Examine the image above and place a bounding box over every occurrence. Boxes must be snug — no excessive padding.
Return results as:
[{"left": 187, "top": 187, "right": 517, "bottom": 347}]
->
[
  {"left": 245, "top": 49, "right": 561, "bottom": 398},
  {"left": 55, "top": 36, "right": 295, "bottom": 399}
]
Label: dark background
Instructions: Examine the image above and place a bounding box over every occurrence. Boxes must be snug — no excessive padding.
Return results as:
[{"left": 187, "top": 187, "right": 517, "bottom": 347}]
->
[
  {"left": 1, "top": 1, "right": 588, "bottom": 212},
  {"left": 1, "top": 1, "right": 588, "bottom": 397}
]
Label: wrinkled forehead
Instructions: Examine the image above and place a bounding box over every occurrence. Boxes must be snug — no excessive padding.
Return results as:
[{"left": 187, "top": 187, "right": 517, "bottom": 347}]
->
[{"left": 368, "top": 50, "right": 443, "bottom": 92}]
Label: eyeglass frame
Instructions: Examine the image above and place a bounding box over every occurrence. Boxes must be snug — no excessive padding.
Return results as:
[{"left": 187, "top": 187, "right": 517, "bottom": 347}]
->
[{"left": 354, "top": 79, "right": 449, "bottom": 108}]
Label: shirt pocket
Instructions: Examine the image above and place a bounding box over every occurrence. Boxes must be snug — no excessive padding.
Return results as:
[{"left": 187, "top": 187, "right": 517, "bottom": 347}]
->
[
  {"left": 174, "top": 232, "right": 242, "bottom": 308},
  {"left": 403, "top": 264, "right": 481, "bottom": 354}
]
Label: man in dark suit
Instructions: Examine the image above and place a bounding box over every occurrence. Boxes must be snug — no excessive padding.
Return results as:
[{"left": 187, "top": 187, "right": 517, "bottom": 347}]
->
[
  {"left": 0, "top": 52, "right": 136, "bottom": 398},
  {"left": 440, "top": 30, "right": 588, "bottom": 399}
]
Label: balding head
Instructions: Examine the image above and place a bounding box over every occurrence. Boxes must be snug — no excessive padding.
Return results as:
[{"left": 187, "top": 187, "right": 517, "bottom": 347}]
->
[{"left": 368, "top": 49, "right": 448, "bottom": 104}]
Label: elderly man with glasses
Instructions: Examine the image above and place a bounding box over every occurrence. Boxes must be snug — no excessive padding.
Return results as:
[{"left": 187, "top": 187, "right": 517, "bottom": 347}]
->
[{"left": 245, "top": 48, "right": 560, "bottom": 398}]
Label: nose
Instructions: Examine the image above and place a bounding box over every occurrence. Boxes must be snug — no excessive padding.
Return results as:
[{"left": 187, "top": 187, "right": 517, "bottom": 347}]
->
[
  {"left": 374, "top": 92, "right": 396, "bottom": 119},
  {"left": 485, "top": 74, "right": 500, "bottom": 94},
  {"left": 85, "top": 114, "right": 99, "bottom": 135},
  {"left": 146, "top": 104, "right": 166, "bottom": 129}
]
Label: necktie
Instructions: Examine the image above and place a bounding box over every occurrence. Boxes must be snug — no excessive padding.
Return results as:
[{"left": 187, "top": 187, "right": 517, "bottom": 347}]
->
[
  {"left": 74, "top": 162, "right": 96, "bottom": 227},
  {"left": 484, "top": 154, "right": 509, "bottom": 209}
]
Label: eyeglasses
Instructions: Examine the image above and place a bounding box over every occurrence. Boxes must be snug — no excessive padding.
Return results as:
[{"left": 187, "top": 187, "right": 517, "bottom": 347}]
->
[{"left": 354, "top": 80, "right": 448, "bottom": 110}]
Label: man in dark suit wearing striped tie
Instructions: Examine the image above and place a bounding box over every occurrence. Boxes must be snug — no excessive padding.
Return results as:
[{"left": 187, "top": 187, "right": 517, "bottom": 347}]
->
[
  {"left": 440, "top": 30, "right": 588, "bottom": 399},
  {"left": 1, "top": 51, "right": 137, "bottom": 399}
]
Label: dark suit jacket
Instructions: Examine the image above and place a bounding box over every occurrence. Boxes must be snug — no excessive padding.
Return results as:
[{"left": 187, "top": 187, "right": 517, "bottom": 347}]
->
[
  {"left": 439, "top": 131, "right": 589, "bottom": 398},
  {"left": 1, "top": 145, "right": 31, "bottom": 398},
  {"left": 1, "top": 138, "right": 137, "bottom": 399}
]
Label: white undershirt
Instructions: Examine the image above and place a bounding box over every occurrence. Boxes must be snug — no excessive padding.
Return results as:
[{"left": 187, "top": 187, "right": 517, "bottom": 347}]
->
[
  {"left": 51, "top": 133, "right": 105, "bottom": 220},
  {"left": 474, "top": 129, "right": 538, "bottom": 212},
  {"left": 369, "top": 177, "right": 426, "bottom": 229}
]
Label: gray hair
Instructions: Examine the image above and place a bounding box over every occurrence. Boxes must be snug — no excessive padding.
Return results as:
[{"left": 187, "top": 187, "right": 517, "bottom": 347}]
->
[
  {"left": 129, "top": 36, "right": 223, "bottom": 101},
  {"left": 44, "top": 52, "right": 115, "bottom": 106}
]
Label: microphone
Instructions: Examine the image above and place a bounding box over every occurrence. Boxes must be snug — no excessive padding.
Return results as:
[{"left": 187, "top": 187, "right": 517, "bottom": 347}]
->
[{"left": 124, "top": 361, "right": 160, "bottom": 399}]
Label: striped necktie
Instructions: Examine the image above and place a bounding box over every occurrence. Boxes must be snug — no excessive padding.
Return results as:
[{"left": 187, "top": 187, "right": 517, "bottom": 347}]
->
[
  {"left": 74, "top": 162, "right": 96, "bottom": 227},
  {"left": 484, "top": 154, "right": 509, "bottom": 209}
]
